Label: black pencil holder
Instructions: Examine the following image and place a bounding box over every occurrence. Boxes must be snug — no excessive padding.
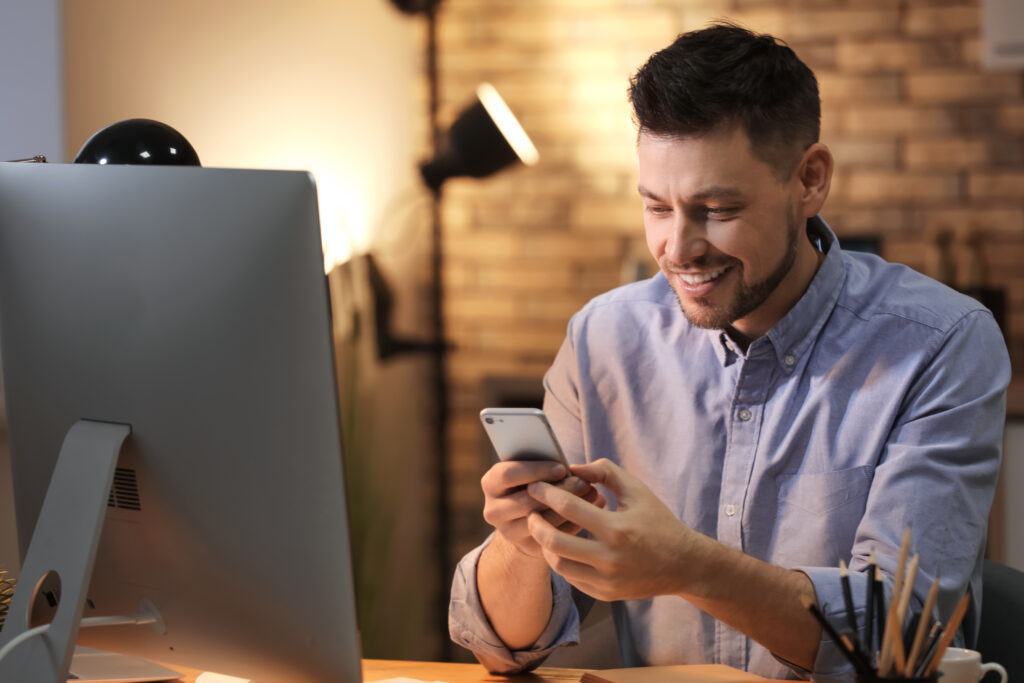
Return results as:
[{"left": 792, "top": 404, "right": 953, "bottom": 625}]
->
[{"left": 856, "top": 672, "right": 939, "bottom": 683}]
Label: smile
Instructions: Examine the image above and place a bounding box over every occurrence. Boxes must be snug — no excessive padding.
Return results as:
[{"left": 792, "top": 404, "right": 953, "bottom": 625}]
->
[{"left": 678, "top": 266, "right": 730, "bottom": 286}]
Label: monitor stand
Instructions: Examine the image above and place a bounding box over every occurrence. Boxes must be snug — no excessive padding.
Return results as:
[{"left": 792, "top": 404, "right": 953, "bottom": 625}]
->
[
  {"left": 69, "top": 646, "right": 181, "bottom": 682},
  {"left": 0, "top": 420, "right": 132, "bottom": 683}
]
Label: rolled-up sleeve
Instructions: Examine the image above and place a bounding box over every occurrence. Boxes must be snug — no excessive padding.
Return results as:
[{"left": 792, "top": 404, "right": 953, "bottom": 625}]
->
[
  {"left": 790, "top": 309, "right": 1009, "bottom": 681},
  {"left": 449, "top": 534, "right": 582, "bottom": 673}
]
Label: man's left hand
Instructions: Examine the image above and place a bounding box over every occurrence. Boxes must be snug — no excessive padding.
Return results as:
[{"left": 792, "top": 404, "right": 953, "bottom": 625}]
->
[{"left": 525, "top": 457, "right": 699, "bottom": 601}]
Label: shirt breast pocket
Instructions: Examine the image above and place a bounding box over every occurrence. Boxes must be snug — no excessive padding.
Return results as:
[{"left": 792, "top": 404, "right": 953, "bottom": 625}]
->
[
  {"left": 770, "top": 465, "right": 875, "bottom": 567},
  {"left": 777, "top": 465, "right": 875, "bottom": 515}
]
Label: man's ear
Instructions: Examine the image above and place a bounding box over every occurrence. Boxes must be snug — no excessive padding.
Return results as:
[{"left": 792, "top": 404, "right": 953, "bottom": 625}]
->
[{"left": 796, "top": 143, "right": 833, "bottom": 218}]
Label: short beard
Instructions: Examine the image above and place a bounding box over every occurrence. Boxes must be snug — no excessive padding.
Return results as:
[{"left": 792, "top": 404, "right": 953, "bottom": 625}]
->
[{"left": 668, "top": 211, "right": 802, "bottom": 331}]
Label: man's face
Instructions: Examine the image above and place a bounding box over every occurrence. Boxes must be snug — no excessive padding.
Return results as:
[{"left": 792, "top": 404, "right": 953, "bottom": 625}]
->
[{"left": 638, "top": 125, "right": 815, "bottom": 341}]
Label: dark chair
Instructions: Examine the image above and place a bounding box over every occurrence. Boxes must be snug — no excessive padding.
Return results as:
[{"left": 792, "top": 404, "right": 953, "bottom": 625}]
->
[{"left": 977, "top": 560, "right": 1024, "bottom": 681}]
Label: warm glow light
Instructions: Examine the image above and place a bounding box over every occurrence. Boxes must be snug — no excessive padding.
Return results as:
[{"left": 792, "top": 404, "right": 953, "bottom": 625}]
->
[
  {"left": 234, "top": 145, "right": 374, "bottom": 273},
  {"left": 476, "top": 82, "right": 539, "bottom": 166}
]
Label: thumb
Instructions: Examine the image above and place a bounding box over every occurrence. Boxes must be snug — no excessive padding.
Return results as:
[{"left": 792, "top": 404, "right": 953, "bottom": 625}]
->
[{"left": 569, "top": 458, "right": 636, "bottom": 504}]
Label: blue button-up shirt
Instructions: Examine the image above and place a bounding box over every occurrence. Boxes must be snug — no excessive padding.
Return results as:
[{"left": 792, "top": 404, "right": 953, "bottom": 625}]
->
[{"left": 449, "top": 217, "right": 1009, "bottom": 680}]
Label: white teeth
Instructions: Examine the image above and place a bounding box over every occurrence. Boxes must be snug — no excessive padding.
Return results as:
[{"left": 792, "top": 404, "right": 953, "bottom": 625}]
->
[{"left": 679, "top": 266, "right": 728, "bottom": 285}]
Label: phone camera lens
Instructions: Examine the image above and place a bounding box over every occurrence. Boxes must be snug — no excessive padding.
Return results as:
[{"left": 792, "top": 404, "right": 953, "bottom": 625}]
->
[{"left": 484, "top": 417, "right": 494, "bottom": 424}]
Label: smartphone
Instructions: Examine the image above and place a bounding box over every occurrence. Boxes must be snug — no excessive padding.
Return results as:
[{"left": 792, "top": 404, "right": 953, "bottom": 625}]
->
[{"left": 479, "top": 407, "right": 569, "bottom": 466}]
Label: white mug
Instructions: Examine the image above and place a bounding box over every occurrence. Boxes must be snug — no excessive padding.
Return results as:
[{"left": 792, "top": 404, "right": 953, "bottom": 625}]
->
[{"left": 938, "top": 648, "right": 1007, "bottom": 683}]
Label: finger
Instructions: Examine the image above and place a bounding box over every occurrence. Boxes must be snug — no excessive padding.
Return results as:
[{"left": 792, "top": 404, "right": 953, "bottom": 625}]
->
[
  {"left": 527, "top": 508, "right": 603, "bottom": 565},
  {"left": 542, "top": 508, "right": 582, "bottom": 536},
  {"left": 483, "top": 487, "right": 550, "bottom": 526},
  {"left": 555, "top": 475, "right": 594, "bottom": 498},
  {"left": 481, "top": 461, "right": 567, "bottom": 496},
  {"left": 569, "top": 459, "right": 636, "bottom": 503},
  {"left": 538, "top": 546, "right": 606, "bottom": 592},
  {"left": 528, "top": 479, "right": 614, "bottom": 532}
]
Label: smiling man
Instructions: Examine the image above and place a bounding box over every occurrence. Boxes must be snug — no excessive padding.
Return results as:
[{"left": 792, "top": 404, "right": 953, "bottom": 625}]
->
[{"left": 449, "top": 24, "right": 1010, "bottom": 681}]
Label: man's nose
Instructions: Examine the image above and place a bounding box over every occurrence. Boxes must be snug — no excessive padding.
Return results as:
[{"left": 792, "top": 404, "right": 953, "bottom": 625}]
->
[{"left": 665, "top": 215, "right": 709, "bottom": 265}]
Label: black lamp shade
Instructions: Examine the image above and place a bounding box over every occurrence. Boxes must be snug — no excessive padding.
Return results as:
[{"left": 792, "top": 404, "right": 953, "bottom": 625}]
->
[
  {"left": 420, "top": 84, "right": 537, "bottom": 193},
  {"left": 74, "top": 119, "right": 201, "bottom": 166}
]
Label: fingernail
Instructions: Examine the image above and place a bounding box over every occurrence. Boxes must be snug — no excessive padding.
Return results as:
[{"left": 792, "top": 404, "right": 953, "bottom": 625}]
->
[{"left": 550, "top": 464, "right": 566, "bottom": 479}]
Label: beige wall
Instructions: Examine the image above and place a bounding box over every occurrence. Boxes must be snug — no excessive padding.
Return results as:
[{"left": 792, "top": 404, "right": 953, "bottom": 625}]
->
[
  {"left": 64, "top": 0, "right": 422, "bottom": 267},
  {"left": 63, "top": 0, "right": 445, "bottom": 659}
]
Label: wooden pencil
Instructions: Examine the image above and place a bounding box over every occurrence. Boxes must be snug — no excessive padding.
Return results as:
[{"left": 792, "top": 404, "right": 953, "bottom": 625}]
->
[
  {"left": 879, "top": 528, "right": 912, "bottom": 674},
  {"left": 904, "top": 575, "right": 940, "bottom": 676},
  {"left": 890, "top": 553, "right": 920, "bottom": 674}
]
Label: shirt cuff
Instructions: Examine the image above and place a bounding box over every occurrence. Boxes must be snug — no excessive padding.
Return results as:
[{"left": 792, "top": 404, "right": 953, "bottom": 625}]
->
[
  {"left": 789, "top": 566, "right": 864, "bottom": 682},
  {"left": 449, "top": 534, "right": 581, "bottom": 673}
]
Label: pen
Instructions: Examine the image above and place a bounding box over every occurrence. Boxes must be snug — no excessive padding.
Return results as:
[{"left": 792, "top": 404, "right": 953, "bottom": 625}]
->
[
  {"left": 913, "top": 621, "right": 943, "bottom": 678},
  {"left": 923, "top": 592, "right": 971, "bottom": 677}
]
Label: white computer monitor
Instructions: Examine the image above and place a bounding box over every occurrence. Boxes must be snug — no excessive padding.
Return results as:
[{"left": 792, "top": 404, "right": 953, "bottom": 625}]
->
[{"left": 0, "top": 162, "right": 362, "bottom": 683}]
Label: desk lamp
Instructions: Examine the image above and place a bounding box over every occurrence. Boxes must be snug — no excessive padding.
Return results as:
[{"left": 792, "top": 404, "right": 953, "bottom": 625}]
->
[{"left": 73, "top": 118, "right": 201, "bottom": 166}]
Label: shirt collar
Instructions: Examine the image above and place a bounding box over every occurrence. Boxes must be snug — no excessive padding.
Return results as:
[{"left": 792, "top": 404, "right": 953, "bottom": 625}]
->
[
  {"left": 706, "top": 216, "right": 846, "bottom": 370},
  {"left": 761, "top": 215, "right": 846, "bottom": 371}
]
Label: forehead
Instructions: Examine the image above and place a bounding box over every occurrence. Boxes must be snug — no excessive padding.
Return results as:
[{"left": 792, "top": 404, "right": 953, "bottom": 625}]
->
[{"left": 637, "top": 126, "right": 779, "bottom": 198}]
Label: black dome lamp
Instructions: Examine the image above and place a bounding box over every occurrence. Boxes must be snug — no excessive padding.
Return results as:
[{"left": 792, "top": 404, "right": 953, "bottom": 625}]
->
[
  {"left": 420, "top": 83, "right": 539, "bottom": 194},
  {"left": 73, "top": 118, "right": 201, "bottom": 166}
]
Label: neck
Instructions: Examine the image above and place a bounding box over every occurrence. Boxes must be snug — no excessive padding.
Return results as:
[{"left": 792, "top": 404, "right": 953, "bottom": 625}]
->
[{"left": 729, "top": 235, "right": 825, "bottom": 348}]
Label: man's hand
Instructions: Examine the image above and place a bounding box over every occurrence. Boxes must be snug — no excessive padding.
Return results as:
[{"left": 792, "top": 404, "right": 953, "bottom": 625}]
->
[
  {"left": 525, "top": 458, "right": 696, "bottom": 600},
  {"left": 476, "top": 460, "right": 606, "bottom": 651},
  {"left": 525, "top": 458, "right": 822, "bottom": 670},
  {"left": 481, "top": 460, "right": 605, "bottom": 559}
]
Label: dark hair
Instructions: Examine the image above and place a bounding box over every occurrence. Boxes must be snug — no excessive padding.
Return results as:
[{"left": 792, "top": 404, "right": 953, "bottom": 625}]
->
[{"left": 628, "top": 22, "right": 820, "bottom": 175}]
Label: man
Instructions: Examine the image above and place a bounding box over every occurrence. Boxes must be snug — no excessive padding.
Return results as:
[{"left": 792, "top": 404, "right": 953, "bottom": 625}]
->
[{"left": 449, "top": 23, "right": 1009, "bottom": 680}]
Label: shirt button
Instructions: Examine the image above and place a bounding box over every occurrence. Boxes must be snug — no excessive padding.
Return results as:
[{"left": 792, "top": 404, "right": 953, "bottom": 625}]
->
[
  {"left": 738, "top": 408, "right": 752, "bottom": 421},
  {"left": 725, "top": 504, "right": 737, "bottom": 517},
  {"left": 784, "top": 354, "right": 796, "bottom": 367}
]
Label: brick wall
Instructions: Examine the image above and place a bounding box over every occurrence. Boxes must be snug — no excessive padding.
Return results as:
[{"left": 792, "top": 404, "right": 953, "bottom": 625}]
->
[{"left": 423, "top": 0, "right": 1024, "bottom": 582}]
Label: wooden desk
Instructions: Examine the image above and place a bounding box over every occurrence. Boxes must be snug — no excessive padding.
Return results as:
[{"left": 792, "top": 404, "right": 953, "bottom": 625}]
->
[
  {"left": 164, "top": 659, "right": 588, "bottom": 683},
  {"left": 363, "top": 659, "right": 587, "bottom": 683},
  {"left": 166, "top": 659, "right": 777, "bottom": 683}
]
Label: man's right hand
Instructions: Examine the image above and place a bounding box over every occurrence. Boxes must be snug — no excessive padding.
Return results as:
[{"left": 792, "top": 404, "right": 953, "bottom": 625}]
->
[
  {"left": 481, "top": 460, "right": 605, "bottom": 559},
  {"left": 477, "top": 460, "right": 606, "bottom": 651}
]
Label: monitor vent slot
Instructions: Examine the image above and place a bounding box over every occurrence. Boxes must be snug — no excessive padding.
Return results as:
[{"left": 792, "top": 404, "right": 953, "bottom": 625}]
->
[{"left": 107, "top": 467, "right": 142, "bottom": 511}]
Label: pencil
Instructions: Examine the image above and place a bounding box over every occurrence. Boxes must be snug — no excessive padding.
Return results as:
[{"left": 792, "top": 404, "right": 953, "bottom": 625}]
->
[
  {"left": 839, "top": 559, "right": 858, "bottom": 635},
  {"left": 800, "top": 595, "right": 866, "bottom": 674},
  {"left": 879, "top": 529, "right": 912, "bottom": 674},
  {"left": 865, "top": 552, "right": 877, "bottom": 653},
  {"left": 923, "top": 592, "right": 971, "bottom": 677},
  {"left": 840, "top": 632, "right": 874, "bottom": 677},
  {"left": 891, "top": 553, "right": 920, "bottom": 674},
  {"left": 904, "top": 575, "right": 940, "bottom": 676},
  {"left": 874, "top": 564, "right": 886, "bottom": 663}
]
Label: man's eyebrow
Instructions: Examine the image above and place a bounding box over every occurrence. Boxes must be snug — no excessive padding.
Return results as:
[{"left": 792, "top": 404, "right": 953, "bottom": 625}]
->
[
  {"left": 637, "top": 185, "right": 745, "bottom": 202},
  {"left": 637, "top": 185, "right": 663, "bottom": 201}
]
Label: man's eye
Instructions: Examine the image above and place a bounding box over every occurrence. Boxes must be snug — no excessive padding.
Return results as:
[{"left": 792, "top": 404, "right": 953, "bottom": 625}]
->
[
  {"left": 646, "top": 205, "right": 671, "bottom": 216},
  {"left": 707, "top": 207, "right": 737, "bottom": 219}
]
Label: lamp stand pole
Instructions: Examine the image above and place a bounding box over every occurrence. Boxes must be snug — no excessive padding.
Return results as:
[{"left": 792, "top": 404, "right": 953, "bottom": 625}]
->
[{"left": 425, "top": 3, "right": 453, "bottom": 661}]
